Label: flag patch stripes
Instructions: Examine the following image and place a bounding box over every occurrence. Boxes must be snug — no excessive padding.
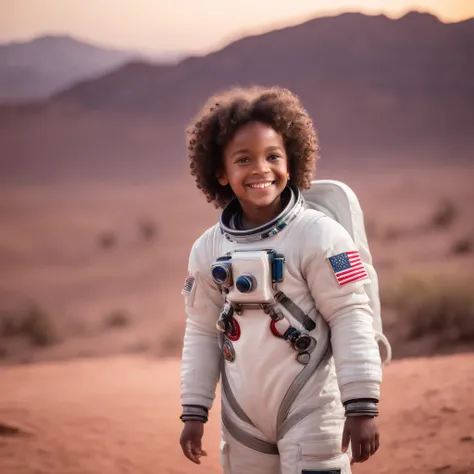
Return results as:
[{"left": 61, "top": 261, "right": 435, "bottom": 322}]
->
[
  {"left": 182, "top": 275, "right": 195, "bottom": 294},
  {"left": 328, "top": 251, "right": 368, "bottom": 286}
]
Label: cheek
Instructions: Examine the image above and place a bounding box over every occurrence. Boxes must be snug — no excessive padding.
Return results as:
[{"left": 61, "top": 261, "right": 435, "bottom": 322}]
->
[
  {"left": 280, "top": 157, "right": 290, "bottom": 172},
  {"left": 229, "top": 167, "right": 245, "bottom": 181},
  {"left": 279, "top": 162, "right": 290, "bottom": 177},
  {"left": 226, "top": 170, "right": 246, "bottom": 190}
]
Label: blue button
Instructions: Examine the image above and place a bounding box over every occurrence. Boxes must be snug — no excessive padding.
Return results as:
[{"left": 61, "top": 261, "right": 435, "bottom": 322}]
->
[{"left": 235, "top": 274, "right": 255, "bottom": 293}]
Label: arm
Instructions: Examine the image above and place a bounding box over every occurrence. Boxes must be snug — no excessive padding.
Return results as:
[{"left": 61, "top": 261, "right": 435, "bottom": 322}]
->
[
  {"left": 180, "top": 231, "right": 224, "bottom": 413},
  {"left": 301, "top": 215, "right": 382, "bottom": 403}
]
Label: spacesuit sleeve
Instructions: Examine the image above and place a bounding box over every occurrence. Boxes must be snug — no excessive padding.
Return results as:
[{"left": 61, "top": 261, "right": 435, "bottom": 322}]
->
[
  {"left": 180, "top": 230, "right": 223, "bottom": 409},
  {"left": 301, "top": 215, "right": 382, "bottom": 403}
]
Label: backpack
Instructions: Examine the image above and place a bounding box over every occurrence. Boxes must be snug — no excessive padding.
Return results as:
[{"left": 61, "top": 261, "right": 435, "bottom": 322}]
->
[{"left": 302, "top": 179, "right": 392, "bottom": 364}]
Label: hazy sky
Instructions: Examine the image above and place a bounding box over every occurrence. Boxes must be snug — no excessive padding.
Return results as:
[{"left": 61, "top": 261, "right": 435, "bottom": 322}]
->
[{"left": 1, "top": 0, "right": 473, "bottom": 53}]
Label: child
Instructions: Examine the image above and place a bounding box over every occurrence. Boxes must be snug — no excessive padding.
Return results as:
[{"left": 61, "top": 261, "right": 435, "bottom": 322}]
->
[{"left": 179, "top": 86, "right": 382, "bottom": 473}]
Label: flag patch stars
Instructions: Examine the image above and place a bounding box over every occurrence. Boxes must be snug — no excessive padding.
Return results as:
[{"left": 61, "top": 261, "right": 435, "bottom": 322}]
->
[{"left": 328, "top": 251, "right": 368, "bottom": 286}]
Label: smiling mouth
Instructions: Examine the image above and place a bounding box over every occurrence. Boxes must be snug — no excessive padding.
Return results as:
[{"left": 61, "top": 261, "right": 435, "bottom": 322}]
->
[{"left": 247, "top": 181, "right": 275, "bottom": 189}]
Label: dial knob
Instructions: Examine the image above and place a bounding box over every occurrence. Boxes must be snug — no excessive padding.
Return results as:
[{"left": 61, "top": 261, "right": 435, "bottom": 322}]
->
[
  {"left": 235, "top": 274, "right": 256, "bottom": 293},
  {"left": 293, "top": 334, "right": 317, "bottom": 353},
  {"left": 211, "top": 263, "right": 231, "bottom": 285}
]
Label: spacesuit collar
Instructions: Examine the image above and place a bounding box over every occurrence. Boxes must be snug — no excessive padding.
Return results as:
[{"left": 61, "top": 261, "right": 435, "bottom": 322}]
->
[{"left": 219, "top": 184, "right": 305, "bottom": 243}]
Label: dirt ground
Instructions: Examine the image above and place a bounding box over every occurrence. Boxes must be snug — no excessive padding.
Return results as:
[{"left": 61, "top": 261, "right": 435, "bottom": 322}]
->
[{"left": 1, "top": 353, "right": 473, "bottom": 474}]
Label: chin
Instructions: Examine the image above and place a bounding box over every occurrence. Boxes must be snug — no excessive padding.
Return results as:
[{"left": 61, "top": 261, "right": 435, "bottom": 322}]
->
[{"left": 252, "top": 196, "right": 280, "bottom": 209}]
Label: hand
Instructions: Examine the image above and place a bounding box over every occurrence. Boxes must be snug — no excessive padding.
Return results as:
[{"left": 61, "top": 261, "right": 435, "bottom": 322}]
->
[
  {"left": 342, "top": 416, "right": 379, "bottom": 463},
  {"left": 179, "top": 420, "right": 208, "bottom": 465}
]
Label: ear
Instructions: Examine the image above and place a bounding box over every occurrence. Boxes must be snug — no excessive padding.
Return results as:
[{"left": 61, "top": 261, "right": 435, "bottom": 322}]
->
[{"left": 216, "top": 170, "right": 229, "bottom": 186}]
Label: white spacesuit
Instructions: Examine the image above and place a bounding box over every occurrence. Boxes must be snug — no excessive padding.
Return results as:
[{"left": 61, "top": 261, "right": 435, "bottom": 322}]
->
[{"left": 180, "top": 185, "right": 382, "bottom": 474}]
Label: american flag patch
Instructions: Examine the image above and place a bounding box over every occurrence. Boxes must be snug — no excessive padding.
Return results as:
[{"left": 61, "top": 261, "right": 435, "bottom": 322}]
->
[
  {"left": 328, "top": 251, "right": 368, "bottom": 286},
  {"left": 182, "top": 275, "right": 195, "bottom": 295}
]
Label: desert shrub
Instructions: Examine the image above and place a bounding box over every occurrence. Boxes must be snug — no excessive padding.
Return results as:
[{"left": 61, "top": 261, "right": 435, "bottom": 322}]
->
[
  {"left": 1, "top": 305, "right": 58, "bottom": 347},
  {"left": 430, "top": 199, "right": 457, "bottom": 229},
  {"left": 19, "top": 305, "right": 59, "bottom": 346},
  {"left": 103, "top": 310, "right": 131, "bottom": 328},
  {"left": 98, "top": 231, "right": 117, "bottom": 250},
  {"left": 451, "top": 237, "right": 473, "bottom": 255},
  {"left": 138, "top": 218, "right": 158, "bottom": 242},
  {"left": 0, "top": 314, "right": 18, "bottom": 337},
  {"left": 159, "top": 331, "right": 183, "bottom": 357},
  {"left": 382, "top": 272, "right": 474, "bottom": 344},
  {"left": 382, "top": 225, "right": 404, "bottom": 242}
]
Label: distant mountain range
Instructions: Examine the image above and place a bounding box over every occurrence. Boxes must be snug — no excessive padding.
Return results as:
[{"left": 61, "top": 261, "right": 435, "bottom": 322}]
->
[
  {"left": 1, "top": 12, "right": 473, "bottom": 184},
  {"left": 0, "top": 35, "right": 185, "bottom": 102}
]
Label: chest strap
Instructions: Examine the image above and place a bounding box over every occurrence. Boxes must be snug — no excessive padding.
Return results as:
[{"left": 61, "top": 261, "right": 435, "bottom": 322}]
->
[{"left": 274, "top": 291, "right": 316, "bottom": 332}]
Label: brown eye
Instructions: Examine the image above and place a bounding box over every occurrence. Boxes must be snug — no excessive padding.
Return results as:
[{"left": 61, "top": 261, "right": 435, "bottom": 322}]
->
[{"left": 268, "top": 154, "right": 280, "bottom": 161}]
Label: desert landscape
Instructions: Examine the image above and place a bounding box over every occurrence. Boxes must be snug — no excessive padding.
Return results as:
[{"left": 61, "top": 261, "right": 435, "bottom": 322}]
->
[
  {"left": 1, "top": 9, "right": 474, "bottom": 474},
  {"left": 1, "top": 166, "right": 473, "bottom": 365}
]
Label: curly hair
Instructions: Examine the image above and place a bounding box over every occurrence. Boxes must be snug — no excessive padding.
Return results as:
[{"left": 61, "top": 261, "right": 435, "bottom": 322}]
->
[{"left": 186, "top": 86, "right": 319, "bottom": 208}]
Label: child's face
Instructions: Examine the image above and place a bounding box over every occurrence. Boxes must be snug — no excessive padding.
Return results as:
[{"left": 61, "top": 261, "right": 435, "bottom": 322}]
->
[{"left": 218, "top": 121, "right": 289, "bottom": 216}]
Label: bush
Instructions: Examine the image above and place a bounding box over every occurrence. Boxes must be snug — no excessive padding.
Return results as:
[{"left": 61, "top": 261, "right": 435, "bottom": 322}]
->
[
  {"left": 382, "top": 226, "right": 403, "bottom": 242},
  {"left": 382, "top": 272, "right": 474, "bottom": 344},
  {"left": 0, "top": 314, "right": 18, "bottom": 337},
  {"left": 98, "top": 231, "right": 117, "bottom": 250},
  {"left": 1, "top": 304, "right": 58, "bottom": 347},
  {"left": 452, "top": 237, "right": 473, "bottom": 255},
  {"left": 138, "top": 218, "right": 158, "bottom": 242},
  {"left": 103, "top": 310, "right": 131, "bottom": 328},
  {"left": 20, "top": 305, "right": 59, "bottom": 346},
  {"left": 430, "top": 199, "right": 457, "bottom": 229},
  {"left": 158, "top": 331, "right": 183, "bottom": 357}
]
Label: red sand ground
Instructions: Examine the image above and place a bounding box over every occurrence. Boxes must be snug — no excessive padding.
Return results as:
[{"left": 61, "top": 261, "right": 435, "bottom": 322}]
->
[{"left": 1, "top": 353, "right": 473, "bottom": 474}]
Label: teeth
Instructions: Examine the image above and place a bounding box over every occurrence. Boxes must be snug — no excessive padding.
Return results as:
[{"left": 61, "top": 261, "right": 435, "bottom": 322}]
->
[{"left": 249, "top": 182, "right": 272, "bottom": 189}]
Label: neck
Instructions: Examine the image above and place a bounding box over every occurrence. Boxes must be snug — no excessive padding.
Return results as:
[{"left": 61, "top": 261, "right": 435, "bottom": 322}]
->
[{"left": 240, "top": 197, "right": 283, "bottom": 229}]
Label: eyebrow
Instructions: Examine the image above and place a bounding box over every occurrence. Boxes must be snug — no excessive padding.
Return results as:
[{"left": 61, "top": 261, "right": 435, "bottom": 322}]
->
[
  {"left": 231, "top": 148, "right": 250, "bottom": 157},
  {"left": 231, "top": 145, "right": 283, "bottom": 157}
]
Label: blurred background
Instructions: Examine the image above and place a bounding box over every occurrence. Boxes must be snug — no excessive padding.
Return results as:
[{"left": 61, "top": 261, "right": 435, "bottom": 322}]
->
[{"left": 0, "top": 1, "right": 473, "bottom": 473}]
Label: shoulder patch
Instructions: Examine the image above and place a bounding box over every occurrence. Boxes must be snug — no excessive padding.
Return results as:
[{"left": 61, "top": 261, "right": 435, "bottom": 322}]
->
[
  {"left": 182, "top": 275, "right": 195, "bottom": 295},
  {"left": 181, "top": 274, "right": 197, "bottom": 307},
  {"left": 328, "top": 250, "right": 368, "bottom": 286}
]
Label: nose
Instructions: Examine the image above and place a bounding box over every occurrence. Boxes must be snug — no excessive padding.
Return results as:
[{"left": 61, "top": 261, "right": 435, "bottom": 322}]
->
[{"left": 251, "top": 156, "right": 270, "bottom": 175}]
